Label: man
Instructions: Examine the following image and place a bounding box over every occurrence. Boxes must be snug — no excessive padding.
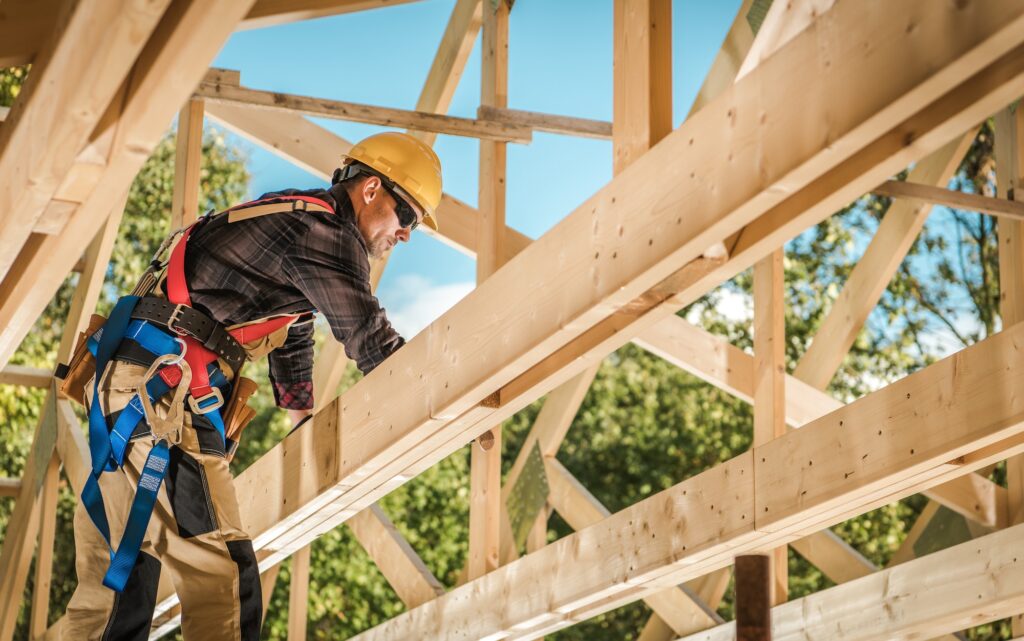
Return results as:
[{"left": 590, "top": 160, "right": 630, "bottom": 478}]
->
[{"left": 65, "top": 132, "right": 442, "bottom": 640}]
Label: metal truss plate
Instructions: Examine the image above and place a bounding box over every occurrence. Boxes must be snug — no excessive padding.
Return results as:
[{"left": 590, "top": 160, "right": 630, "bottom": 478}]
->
[{"left": 506, "top": 441, "right": 550, "bottom": 550}]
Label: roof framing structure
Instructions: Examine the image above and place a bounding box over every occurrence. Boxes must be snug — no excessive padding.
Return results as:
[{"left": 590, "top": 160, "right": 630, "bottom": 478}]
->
[{"left": 3, "top": 0, "right": 1024, "bottom": 639}]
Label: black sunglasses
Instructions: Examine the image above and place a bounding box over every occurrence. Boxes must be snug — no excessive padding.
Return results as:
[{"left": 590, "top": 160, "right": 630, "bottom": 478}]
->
[{"left": 386, "top": 186, "right": 420, "bottom": 231}]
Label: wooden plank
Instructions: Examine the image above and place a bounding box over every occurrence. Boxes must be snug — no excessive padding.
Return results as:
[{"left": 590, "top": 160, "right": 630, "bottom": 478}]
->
[
  {"left": 0, "top": 385, "right": 59, "bottom": 641},
  {"left": 478, "top": 106, "right": 612, "bottom": 141},
  {"left": 873, "top": 178, "right": 1024, "bottom": 220},
  {"left": 28, "top": 455, "right": 60, "bottom": 639},
  {"left": 0, "top": 365, "right": 51, "bottom": 388},
  {"left": 0, "top": 0, "right": 171, "bottom": 283},
  {"left": 158, "top": 0, "right": 1024, "bottom": 625},
  {"left": 686, "top": 0, "right": 754, "bottom": 117},
  {"left": 612, "top": 0, "right": 672, "bottom": 173},
  {"left": 0, "top": 0, "right": 262, "bottom": 371},
  {"left": 637, "top": 315, "right": 1006, "bottom": 529},
  {"left": 468, "top": 0, "right": 510, "bottom": 582},
  {"left": 794, "top": 133, "right": 977, "bottom": 390},
  {"left": 287, "top": 546, "right": 310, "bottom": 640},
  {"left": 0, "top": 478, "right": 21, "bottom": 499},
  {"left": 788, "top": 529, "right": 877, "bottom": 584},
  {"left": 195, "top": 80, "right": 531, "bottom": 144},
  {"left": 239, "top": 0, "right": 422, "bottom": 30},
  {"left": 411, "top": 0, "right": 482, "bottom": 147},
  {"left": 545, "top": 458, "right": 723, "bottom": 636},
  {"left": 753, "top": 249, "right": 787, "bottom": 605},
  {"left": 170, "top": 98, "right": 205, "bottom": 231},
  {"left": 347, "top": 504, "right": 445, "bottom": 608},
  {"left": 352, "top": 320, "right": 1024, "bottom": 640},
  {"left": 996, "top": 101, "right": 1024, "bottom": 638},
  {"left": 681, "top": 523, "right": 1024, "bottom": 641}
]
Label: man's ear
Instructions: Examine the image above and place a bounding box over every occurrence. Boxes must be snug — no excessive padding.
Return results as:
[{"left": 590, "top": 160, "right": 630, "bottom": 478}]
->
[{"left": 361, "top": 175, "right": 383, "bottom": 204}]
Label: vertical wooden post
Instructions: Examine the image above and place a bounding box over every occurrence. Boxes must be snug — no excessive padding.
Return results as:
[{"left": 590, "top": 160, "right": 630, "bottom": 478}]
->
[
  {"left": 287, "top": 546, "right": 311, "bottom": 640},
  {"left": 170, "top": 98, "right": 205, "bottom": 231},
  {"left": 735, "top": 555, "right": 772, "bottom": 641},
  {"left": 753, "top": 249, "right": 787, "bottom": 605},
  {"left": 612, "top": 2, "right": 672, "bottom": 636},
  {"left": 612, "top": 0, "right": 672, "bottom": 173},
  {"left": 27, "top": 454, "right": 59, "bottom": 638},
  {"left": 996, "top": 102, "right": 1024, "bottom": 636},
  {"left": 468, "top": 0, "right": 510, "bottom": 582}
]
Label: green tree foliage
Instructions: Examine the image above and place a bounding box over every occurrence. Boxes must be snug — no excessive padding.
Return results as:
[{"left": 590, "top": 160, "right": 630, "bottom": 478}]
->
[{"left": 0, "top": 57, "right": 1017, "bottom": 641}]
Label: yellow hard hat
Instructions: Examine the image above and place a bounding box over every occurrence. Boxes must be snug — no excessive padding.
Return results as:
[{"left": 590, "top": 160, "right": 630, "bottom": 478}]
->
[{"left": 343, "top": 132, "right": 443, "bottom": 231}]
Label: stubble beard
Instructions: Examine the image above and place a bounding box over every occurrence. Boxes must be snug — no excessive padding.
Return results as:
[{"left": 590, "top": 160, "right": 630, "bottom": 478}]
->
[{"left": 367, "top": 236, "right": 391, "bottom": 260}]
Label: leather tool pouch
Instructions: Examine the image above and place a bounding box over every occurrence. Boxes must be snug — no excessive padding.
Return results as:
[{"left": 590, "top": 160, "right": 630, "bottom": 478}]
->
[
  {"left": 58, "top": 313, "right": 108, "bottom": 406},
  {"left": 223, "top": 376, "right": 259, "bottom": 459}
]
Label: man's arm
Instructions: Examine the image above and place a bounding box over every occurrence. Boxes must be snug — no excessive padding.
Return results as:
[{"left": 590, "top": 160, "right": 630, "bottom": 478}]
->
[{"left": 283, "top": 220, "right": 404, "bottom": 375}]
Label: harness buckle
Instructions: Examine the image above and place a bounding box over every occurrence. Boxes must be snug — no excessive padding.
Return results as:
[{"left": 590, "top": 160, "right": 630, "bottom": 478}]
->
[
  {"left": 188, "top": 388, "right": 224, "bottom": 414},
  {"left": 137, "top": 353, "right": 192, "bottom": 446}
]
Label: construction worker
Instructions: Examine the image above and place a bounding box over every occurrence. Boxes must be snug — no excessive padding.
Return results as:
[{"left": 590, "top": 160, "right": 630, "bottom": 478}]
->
[{"left": 61, "top": 132, "right": 442, "bottom": 640}]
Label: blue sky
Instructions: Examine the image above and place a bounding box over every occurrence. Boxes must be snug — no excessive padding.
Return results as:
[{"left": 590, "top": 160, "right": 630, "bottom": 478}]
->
[{"left": 210, "top": 0, "right": 742, "bottom": 337}]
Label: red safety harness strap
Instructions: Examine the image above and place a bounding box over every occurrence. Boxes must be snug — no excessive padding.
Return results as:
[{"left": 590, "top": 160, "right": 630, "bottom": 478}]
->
[{"left": 161, "top": 195, "right": 331, "bottom": 399}]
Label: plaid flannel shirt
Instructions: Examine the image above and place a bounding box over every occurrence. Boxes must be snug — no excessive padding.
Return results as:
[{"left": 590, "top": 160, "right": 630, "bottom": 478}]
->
[{"left": 178, "top": 185, "right": 404, "bottom": 409}]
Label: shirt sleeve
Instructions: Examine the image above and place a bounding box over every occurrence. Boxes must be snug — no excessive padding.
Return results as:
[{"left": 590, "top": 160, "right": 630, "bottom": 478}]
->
[
  {"left": 267, "top": 320, "right": 315, "bottom": 409},
  {"left": 282, "top": 219, "right": 405, "bottom": 376}
]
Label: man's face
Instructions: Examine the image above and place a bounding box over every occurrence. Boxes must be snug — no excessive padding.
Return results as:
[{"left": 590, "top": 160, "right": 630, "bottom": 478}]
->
[{"left": 352, "top": 176, "right": 423, "bottom": 259}]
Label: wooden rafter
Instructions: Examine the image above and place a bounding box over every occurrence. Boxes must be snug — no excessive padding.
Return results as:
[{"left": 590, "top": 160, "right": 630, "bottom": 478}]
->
[
  {"left": 0, "top": 0, "right": 171, "bottom": 283},
  {"left": 680, "top": 522, "right": 1024, "bottom": 641}
]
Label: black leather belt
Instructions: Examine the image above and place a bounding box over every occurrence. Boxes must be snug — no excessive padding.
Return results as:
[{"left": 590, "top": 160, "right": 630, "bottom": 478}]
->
[{"left": 131, "top": 297, "right": 246, "bottom": 374}]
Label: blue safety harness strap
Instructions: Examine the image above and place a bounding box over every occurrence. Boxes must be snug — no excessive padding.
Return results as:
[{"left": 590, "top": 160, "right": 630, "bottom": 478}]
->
[{"left": 82, "top": 298, "right": 230, "bottom": 592}]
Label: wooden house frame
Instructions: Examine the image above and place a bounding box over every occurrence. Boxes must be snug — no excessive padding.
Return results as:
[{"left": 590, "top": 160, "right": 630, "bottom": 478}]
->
[{"left": 1, "top": 0, "right": 1024, "bottom": 638}]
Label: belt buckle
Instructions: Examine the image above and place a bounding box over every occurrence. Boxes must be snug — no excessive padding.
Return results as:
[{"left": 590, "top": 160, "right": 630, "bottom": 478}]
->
[
  {"left": 166, "top": 303, "right": 190, "bottom": 337},
  {"left": 188, "top": 388, "right": 224, "bottom": 414}
]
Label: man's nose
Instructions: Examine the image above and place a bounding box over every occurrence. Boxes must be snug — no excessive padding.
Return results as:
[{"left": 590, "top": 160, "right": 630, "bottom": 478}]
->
[{"left": 396, "top": 228, "right": 411, "bottom": 243}]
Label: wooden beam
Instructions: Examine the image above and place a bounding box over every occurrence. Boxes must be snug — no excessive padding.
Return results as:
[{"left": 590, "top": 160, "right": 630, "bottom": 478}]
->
[
  {"left": 753, "top": 249, "right": 787, "bottom": 605},
  {"left": 686, "top": 0, "right": 754, "bottom": 117},
  {"left": 0, "top": 0, "right": 262, "bottom": 371},
  {"left": 545, "top": 457, "right": 724, "bottom": 637},
  {"left": 477, "top": 106, "right": 612, "bottom": 141},
  {"left": 997, "top": 101, "right": 1024, "bottom": 638},
  {"left": 873, "top": 178, "right": 1024, "bottom": 220},
  {"left": 636, "top": 315, "right": 1007, "bottom": 530},
  {"left": 468, "top": 0, "right": 510, "bottom": 582},
  {"left": 350, "top": 319, "right": 1024, "bottom": 640},
  {"left": 0, "top": 0, "right": 171, "bottom": 283},
  {"left": 287, "top": 546, "right": 310, "bottom": 640},
  {"left": 238, "top": 0, "right": 422, "bottom": 30},
  {"left": 612, "top": 0, "right": 672, "bottom": 172},
  {"left": 195, "top": 80, "right": 531, "bottom": 144},
  {"left": 152, "top": 0, "right": 1024, "bottom": 625},
  {"left": 410, "top": 0, "right": 482, "bottom": 147},
  {"left": 28, "top": 454, "right": 60, "bottom": 639},
  {"left": 794, "top": 133, "right": 977, "bottom": 390},
  {"left": 0, "top": 478, "right": 21, "bottom": 498},
  {"left": 0, "top": 365, "right": 51, "bottom": 388},
  {"left": 1, "top": 1, "right": 424, "bottom": 67},
  {"left": 170, "top": 98, "right": 205, "bottom": 230},
  {"left": 0, "top": 385, "right": 59, "bottom": 641},
  {"left": 679, "top": 523, "right": 1024, "bottom": 641},
  {"left": 347, "top": 505, "right": 445, "bottom": 608}
]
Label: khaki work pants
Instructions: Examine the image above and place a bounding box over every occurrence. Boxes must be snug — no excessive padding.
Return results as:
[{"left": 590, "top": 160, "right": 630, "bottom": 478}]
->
[{"left": 66, "top": 362, "right": 262, "bottom": 641}]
